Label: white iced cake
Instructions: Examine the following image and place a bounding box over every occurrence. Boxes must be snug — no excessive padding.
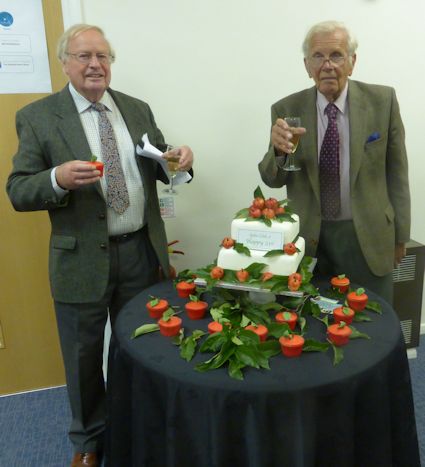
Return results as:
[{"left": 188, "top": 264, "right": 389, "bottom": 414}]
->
[{"left": 217, "top": 215, "right": 305, "bottom": 276}]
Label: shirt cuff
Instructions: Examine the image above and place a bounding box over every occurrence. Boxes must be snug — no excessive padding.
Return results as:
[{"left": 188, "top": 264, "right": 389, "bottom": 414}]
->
[{"left": 51, "top": 167, "right": 69, "bottom": 198}]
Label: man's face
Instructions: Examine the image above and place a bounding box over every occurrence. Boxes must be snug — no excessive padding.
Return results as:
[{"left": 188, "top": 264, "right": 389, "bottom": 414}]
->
[
  {"left": 304, "top": 30, "right": 356, "bottom": 102},
  {"left": 62, "top": 29, "right": 112, "bottom": 102}
]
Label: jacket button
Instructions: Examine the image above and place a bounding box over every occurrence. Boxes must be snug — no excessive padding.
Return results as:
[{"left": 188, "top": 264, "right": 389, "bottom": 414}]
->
[{"left": 100, "top": 243, "right": 107, "bottom": 249}]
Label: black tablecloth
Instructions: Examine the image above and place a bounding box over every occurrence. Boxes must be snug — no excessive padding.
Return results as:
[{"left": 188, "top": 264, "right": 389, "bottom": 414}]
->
[{"left": 105, "top": 280, "right": 420, "bottom": 467}]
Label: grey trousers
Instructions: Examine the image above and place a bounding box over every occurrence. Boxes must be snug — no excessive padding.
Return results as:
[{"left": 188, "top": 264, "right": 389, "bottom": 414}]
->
[
  {"left": 316, "top": 220, "right": 394, "bottom": 305},
  {"left": 54, "top": 227, "right": 159, "bottom": 453}
]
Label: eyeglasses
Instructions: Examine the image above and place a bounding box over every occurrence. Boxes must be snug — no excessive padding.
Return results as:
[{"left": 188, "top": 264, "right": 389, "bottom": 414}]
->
[
  {"left": 65, "top": 52, "right": 114, "bottom": 64},
  {"left": 308, "top": 53, "right": 347, "bottom": 67}
]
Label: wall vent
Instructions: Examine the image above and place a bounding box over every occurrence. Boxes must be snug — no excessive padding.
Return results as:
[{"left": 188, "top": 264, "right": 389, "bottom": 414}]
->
[{"left": 393, "top": 255, "right": 416, "bottom": 283}]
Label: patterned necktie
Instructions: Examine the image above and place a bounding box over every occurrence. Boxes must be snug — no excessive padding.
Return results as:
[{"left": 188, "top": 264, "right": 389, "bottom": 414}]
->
[
  {"left": 92, "top": 103, "right": 130, "bottom": 214},
  {"left": 319, "top": 103, "right": 340, "bottom": 219}
]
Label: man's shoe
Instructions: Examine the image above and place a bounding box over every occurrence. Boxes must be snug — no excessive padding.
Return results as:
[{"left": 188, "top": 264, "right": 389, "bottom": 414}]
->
[{"left": 71, "top": 452, "right": 99, "bottom": 467}]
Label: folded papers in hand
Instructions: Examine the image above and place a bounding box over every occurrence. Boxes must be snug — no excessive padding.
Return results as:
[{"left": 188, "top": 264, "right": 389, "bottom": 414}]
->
[{"left": 136, "top": 134, "right": 192, "bottom": 186}]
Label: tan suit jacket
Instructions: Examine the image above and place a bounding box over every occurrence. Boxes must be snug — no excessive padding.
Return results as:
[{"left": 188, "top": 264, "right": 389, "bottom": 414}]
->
[
  {"left": 259, "top": 80, "right": 410, "bottom": 276},
  {"left": 7, "top": 85, "right": 170, "bottom": 303}
]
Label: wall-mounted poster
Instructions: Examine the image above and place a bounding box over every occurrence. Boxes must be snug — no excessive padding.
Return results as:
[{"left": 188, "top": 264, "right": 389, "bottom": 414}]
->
[{"left": 0, "top": 0, "right": 52, "bottom": 94}]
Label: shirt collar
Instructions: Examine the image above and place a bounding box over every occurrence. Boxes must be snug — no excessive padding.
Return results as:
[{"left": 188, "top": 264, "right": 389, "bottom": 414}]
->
[
  {"left": 68, "top": 83, "right": 113, "bottom": 113},
  {"left": 317, "top": 81, "right": 349, "bottom": 116}
]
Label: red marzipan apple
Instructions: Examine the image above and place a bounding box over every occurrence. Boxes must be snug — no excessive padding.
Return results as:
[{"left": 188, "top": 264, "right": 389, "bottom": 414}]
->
[
  {"left": 158, "top": 316, "right": 182, "bottom": 337},
  {"left": 210, "top": 266, "right": 224, "bottom": 280},
  {"left": 327, "top": 323, "right": 352, "bottom": 346},
  {"left": 236, "top": 269, "right": 250, "bottom": 282},
  {"left": 264, "top": 198, "right": 278, "bottom": 210},
  {"left": 284, "top": 243, "right": 297, "bottom": 255},
  {"left": 176, "top": 281, "right": 196, "bottom": 298},
  {"left": 252, "top": 197, "right": 265, "bottom": 210},
  {"left": 330, "top": 274, "right": 350, "bottom": 293},
  {"left": 262, "top": 208, "right": 275, "bottom": 219},
  {"left": 279, "top": 334, "right": 304, "bottom": 357},
  {"left": 221, "top": 237, "right": 235, "bottom": 249},
  {"left": 185, "top": 300, "right": 208, "bottom": 320},
  {"left": 146, "top": 298, "right": 169, "bottom": 319}
]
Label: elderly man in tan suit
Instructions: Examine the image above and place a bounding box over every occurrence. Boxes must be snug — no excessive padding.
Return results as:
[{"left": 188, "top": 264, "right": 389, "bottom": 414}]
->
[{"left": 259, "top": 20, "right": 410, "bottom": 304}]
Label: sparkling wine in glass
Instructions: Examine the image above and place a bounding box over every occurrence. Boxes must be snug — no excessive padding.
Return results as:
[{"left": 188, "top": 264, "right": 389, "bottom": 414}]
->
[
  {"left": 163, "top": 145, "right": 181, "bottom": 195},
  {"left": 283, "top": 117, "right": 302, "bottom": 172}
]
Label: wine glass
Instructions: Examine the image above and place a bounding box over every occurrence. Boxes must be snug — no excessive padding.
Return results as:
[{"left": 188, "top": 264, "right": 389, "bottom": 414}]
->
[
  {"left": 163, "top": 145, "right": 181, "bottom": 195},
  {"left": 283, "top": 117, "right": 302, "bottom": 172}
]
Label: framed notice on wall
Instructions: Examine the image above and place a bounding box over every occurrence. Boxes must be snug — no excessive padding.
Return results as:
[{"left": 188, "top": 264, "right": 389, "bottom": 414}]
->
[{"left": 0, "top": 0, "right": 52, "bottom": 93}]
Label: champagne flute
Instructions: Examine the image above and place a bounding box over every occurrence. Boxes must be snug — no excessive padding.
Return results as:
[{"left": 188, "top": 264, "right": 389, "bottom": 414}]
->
[
  {"left": 283, "top": 117, "right": 302, "bottom": 172},
  {"left": 163, "top": 145, "right": 181, "bottom": 195}
]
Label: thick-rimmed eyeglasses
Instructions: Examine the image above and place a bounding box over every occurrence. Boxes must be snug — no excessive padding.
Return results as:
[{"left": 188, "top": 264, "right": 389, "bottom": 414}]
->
[
  {"left": 65, "top": 52, "right": 114, "bottom": 64},
  {"left": 308, "top": 53, "right": 347, "bottom": 67}
]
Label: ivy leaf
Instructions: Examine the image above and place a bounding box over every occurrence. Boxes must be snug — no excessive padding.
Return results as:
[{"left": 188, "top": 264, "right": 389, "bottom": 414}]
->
[
  {"left": 267, "top": 322, "right": 291, "bottom": 338},
  {"left": 180, "top": 338, "right": 197, "bottom": 361},
  {"left": 199, "top": 332, "right": 227, "bottom": 352},
  {"left": 132, "top": 323, "right": 160, "bottom": 338},
  {"left": 349, "top": 326, "right": 370, "bottom": 340},
  {"left": 233, "top": 242, "right": 251, "bottom": 256},
  {"left": 353, "top": 313, "right": 372, "bottom": 322},
  {"left": 228, "top": 358, "right": 245, "bottom": 380},
  {"left": 259, "top": 340, "right": 281, "bottom": 357},
  {"left": 330, "top": 342, "right": 344, "bottom": 365},
  {"left": 253, "top": 186, "right": 265, "bottom": 199},
  {"left": 366, "top": 301, "right": 382, "bottom": 314},
  {"left": 263, "top": 249, "right": 285, "bottom": 258},
  {"left": 303, "top": 338, "right": 329, "bottom": 352},
  {"left": 234, "top": 208, "right": 250, "bottom": 219},
  {"left": 235, "top": 345, "right": 261, "bottom": 369}
]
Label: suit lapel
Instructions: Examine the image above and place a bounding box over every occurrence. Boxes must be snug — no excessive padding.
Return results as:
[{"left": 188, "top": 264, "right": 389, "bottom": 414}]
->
[
  {"left": 55, "top": 86, "right": 103, "bottom": 197},
  {"left": 347, "top": 81, "right": 368, "bottom": 190},
  {"left": 55, "top": 86, "right": 92, "bottom": 162}
]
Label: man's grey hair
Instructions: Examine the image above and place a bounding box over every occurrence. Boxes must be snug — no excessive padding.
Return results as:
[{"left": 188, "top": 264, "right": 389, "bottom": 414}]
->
[
  {"left": 302, "top": 20, "right": 358, "bottom": 58},
  {"left": 56, "top": 23, "right": 116, "bottom": 63}
]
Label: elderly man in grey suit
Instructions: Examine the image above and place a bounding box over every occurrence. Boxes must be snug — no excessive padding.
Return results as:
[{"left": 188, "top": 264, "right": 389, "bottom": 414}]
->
[
  {"left": 259, "top": 20, "right": 410, "bottom": 305},
  {"left": 7, "top": 24, "right": 193, "bottom": 467}
]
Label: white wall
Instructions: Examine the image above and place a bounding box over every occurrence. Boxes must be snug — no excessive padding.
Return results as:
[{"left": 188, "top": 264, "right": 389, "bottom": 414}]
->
[{"left": 63, "top": 0, "right": 425, "bottom": 321}]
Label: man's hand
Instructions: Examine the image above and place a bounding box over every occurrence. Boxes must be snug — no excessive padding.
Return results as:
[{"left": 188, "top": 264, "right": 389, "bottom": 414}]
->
[
  {"left": 272, "top": 118, "right": 306, "bottom": 156},
  {"left": 162, "top": 145, "right": 194, "bottom": 171},
  {"left": 55, "top": 160, "right": 101, "bottom": 190},
  {"left": 394, "top": 242, "right": 407, "bottom": 267}
]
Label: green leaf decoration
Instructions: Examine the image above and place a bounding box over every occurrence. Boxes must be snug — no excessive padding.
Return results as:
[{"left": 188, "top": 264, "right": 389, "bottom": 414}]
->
[
  {"left": 228, "top": 359, "right": 245, "bottom": 380},
  {"left": 302, "top": 339, "right": 330, "bottom": 352},
  {"left": 253, "top": 186, "right": 265, "bottom": 199},
  {"left": 349, "top": 326, "right": 370, "bottom": 340},
  {"left": 161, "top": 308, "right": 175, "bottom": 322},
  {"left": 353, "top": 313, "right": 372, "bottom": 322},
  {"left": 234, "top": 242, "right": 251, "bottom": 256},
  {"left": 235, "top": 346, "right": 261, "bottom": 369},
  {"left": 231, "top": 336, "right": 244, "bottom": 346},
  {"left": 366, "top": 301, "right": 382, "bottom": 314},
  {"left": 148, "top": 297, "right": 159, "bottom": 307},
  {"left": 331, "top": 343, "right": 344, "bottom": 365},
  {"left": 298, "top": 316, "right": 307, "bottom": 333},
  {"left": 263, "top": 249, "right": 285, "bottom": 258},
  {"left": 267, "top": 322, "right": 291, "bottom": 338},
  {"left": 234, "top": 208, "right": 250, "bottom": 219},
  {"left": 263, "top": 217, "right": 272, "bottom": 227},
  {"left": 180, "top": 338, "right": 197, "bottom": 361},
  {"left": 199, "top": 332, "right": 227, "bottom": 352},
  {"left": 132, "top": 323, "right": 160, "bottom": 338},
  {"left": 245, "top": 262, "right": 268, "bottom": 277},
  {"left": 172, "top": 329, "right": 185, "bottom": 345},
  {"left": 259, "top": 340, "right": 281, "bottom": 358},
  {"left": 90, "top": 154, "right": 97, "bottom": 162}
]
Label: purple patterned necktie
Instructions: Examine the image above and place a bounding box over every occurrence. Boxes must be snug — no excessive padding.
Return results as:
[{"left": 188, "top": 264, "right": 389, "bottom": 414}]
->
[
  {"left": 92, "top": 103, "right": 129, "bottom": 214},
  {"left": 320, "top": 103, "right": 340, "bottom": 219}
]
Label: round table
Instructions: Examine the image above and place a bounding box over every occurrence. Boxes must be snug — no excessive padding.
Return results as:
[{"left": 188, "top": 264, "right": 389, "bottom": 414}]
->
[{"left": 105, "top": 279, "right": 419, "bottom": 467}]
